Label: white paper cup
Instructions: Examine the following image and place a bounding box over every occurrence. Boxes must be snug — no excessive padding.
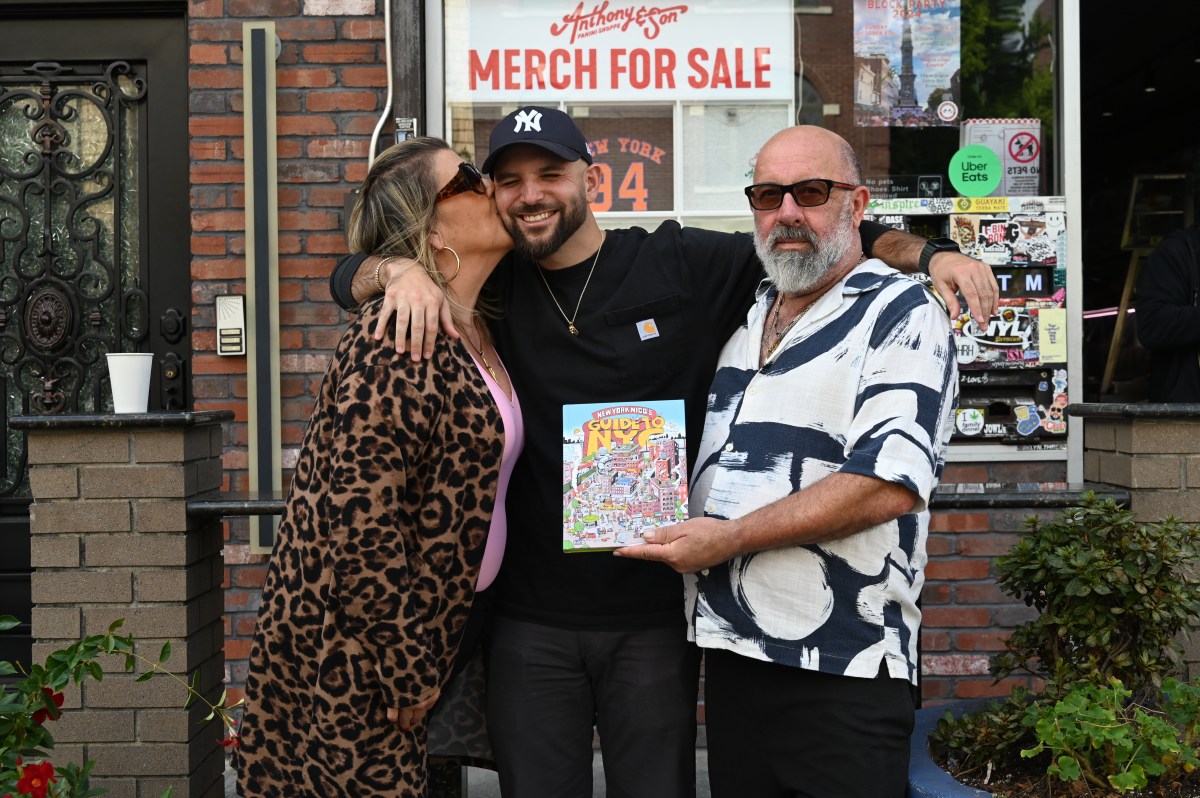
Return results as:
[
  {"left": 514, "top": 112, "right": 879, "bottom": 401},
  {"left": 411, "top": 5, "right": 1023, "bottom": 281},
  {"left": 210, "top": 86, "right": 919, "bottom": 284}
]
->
[{"left": 106, "top": 353, "right": 153, "bottom": 414}]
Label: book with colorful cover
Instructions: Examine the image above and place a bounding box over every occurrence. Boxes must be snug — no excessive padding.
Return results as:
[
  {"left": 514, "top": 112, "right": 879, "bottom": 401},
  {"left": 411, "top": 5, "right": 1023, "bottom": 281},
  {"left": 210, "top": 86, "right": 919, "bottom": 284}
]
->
[{"left": 562, "top": 400, "right": 688, "bottom": 552}]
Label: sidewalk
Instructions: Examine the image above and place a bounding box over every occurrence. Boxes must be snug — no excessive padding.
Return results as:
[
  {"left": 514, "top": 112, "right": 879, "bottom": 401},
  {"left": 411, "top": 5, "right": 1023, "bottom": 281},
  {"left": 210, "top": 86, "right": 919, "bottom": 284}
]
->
[{"left": 226, "top": 750, "right": 712, "bottom": 797}]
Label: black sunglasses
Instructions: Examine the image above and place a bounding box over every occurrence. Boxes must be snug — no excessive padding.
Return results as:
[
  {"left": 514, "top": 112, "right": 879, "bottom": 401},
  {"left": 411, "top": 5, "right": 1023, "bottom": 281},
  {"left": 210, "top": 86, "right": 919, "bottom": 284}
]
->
[
  {"left": 744, "top": 178, "right": 858, "bottom": 211},
  {"left": 436, "top": 162, "right": 487, "bottom": 204}
]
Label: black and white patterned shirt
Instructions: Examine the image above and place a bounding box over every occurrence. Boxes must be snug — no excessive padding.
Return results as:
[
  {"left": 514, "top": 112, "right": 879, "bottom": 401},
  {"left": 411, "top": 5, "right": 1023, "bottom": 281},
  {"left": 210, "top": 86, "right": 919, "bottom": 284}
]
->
[{"left": 686, "top": 260, "right": 958, "bottom": 684}]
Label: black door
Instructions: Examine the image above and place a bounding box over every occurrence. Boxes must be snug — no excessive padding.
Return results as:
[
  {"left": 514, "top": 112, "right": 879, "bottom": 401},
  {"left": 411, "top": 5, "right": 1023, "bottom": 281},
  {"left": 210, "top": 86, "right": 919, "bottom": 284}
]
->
[{"left": 0, "top": 2, "right": 190, "bottom": 669}]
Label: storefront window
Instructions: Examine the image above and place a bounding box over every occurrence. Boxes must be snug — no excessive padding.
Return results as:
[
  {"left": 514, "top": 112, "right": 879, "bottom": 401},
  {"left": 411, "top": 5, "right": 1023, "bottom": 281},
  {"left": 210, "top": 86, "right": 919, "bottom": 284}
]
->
[
  {"left": 565, "top": 104, "right": 674, "bottom": 213},
  {"left": 438, "top": 0, "right": 1071, "bottom": 458},
  {"left": 440, "top": 0, "right": 1058, "bottom": 206},
  {"left": 442, "top": 0, "right": 794, "bottom": 230},
  {"left": 796, "top": 76, "right": 825, "bottom": 127},
  {"left": 680, "top": 104, "right": 790, "bottom": 213}
]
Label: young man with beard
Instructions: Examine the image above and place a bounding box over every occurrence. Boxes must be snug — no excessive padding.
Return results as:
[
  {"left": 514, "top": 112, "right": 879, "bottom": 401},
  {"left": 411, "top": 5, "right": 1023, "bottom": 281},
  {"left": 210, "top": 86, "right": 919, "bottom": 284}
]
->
[
  {"left": 329, "top": 107, "right": 991, "bottom": 798},
  {"left": 621, "top": 125, "right": 958, "bottom": 798}
]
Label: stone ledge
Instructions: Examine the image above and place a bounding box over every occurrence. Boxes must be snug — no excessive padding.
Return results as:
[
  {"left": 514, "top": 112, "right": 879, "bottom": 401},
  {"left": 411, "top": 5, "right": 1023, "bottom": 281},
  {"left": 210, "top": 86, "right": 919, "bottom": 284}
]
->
[
  {"left": 929, "top": 481, "right": 1128, "bottom": 510},
  {"left": 190, "top": 484, "right": 1133, "bottom": 517},
  {"left": 12, "top": 410, "right": 233, "bottom": 430},
  {"left": 1067, "top": 402, "right": 1200, "bottom": 419}
]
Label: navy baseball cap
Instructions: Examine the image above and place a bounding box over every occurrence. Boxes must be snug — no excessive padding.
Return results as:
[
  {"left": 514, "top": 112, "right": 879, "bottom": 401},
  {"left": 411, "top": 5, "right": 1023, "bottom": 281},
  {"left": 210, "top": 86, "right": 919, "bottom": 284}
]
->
[{"left": 481, "top": 106, "right": 593, "bottom": 175}]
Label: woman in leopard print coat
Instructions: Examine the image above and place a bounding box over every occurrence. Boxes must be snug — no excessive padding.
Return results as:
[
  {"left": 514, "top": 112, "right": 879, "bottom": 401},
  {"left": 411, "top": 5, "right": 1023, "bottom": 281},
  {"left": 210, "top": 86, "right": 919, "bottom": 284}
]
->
[{"left": 238, "top": 138, "right": 519, "bottom": 797}]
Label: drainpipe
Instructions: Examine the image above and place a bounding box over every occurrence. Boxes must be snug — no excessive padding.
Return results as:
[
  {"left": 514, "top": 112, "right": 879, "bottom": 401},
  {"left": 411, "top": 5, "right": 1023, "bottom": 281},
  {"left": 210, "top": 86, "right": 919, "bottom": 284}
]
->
[{"left": 368, "top": 0, "right": 394, "bottom": 165}]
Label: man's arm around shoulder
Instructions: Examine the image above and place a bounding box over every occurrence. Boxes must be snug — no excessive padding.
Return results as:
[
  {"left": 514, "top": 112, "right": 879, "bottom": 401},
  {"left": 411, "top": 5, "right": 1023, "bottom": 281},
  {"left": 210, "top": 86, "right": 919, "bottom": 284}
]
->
[{"left": 330, "top": 253, "right": 369, "bottom": 310}]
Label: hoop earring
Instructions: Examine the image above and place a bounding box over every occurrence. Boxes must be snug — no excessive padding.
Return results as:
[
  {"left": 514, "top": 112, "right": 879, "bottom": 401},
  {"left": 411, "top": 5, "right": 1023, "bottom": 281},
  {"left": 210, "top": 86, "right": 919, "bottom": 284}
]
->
[{"left": 441, "top": 246, "right": 462, "bottom": 283}]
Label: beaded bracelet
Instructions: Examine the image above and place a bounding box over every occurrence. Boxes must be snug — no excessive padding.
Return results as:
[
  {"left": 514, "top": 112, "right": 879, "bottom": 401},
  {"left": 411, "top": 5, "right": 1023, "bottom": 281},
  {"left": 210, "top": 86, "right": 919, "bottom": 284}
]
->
[{"left": 373, "top": 256, "right": 395, "bottom": 294}]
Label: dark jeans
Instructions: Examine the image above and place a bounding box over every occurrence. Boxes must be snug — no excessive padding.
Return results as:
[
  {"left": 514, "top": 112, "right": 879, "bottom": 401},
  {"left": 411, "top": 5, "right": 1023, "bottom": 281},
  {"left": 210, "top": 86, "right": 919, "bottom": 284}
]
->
[
  {"left": 705, "top": 648, "right": 914, "bottom": 798},
  {"left": 485, "top": 616, "right": 701, "bottom": 798}
]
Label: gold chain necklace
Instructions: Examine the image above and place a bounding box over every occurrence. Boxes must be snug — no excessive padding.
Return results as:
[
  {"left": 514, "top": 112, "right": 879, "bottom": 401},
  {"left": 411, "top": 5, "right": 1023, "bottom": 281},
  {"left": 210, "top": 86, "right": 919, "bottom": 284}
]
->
[
  {"left": 761, "top": 253, "right": 863, "bottom": 361},
  {"left": 762, "top": 293, "right": 814, "bottom": 361},
  {"left": 464, "top": 323, "right": 498, "bottom": 380},
  {"left": 536, "top": 232, "right": 605, "bottom": 336}
]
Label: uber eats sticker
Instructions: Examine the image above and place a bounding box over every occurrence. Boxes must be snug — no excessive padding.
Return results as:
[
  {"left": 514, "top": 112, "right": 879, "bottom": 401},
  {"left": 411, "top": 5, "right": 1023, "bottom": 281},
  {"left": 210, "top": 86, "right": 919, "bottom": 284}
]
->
[{"left": 949, "top": 145, "right": 1000, "bottom": 197}]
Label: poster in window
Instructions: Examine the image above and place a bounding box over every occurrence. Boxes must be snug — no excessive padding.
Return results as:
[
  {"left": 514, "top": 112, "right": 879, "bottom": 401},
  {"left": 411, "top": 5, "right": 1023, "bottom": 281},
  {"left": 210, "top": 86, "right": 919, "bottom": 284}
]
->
[
  {"left": 572, "top": 107, "right": 676, "bottom": 213},
  {"left": 852, "top": 0, "right": 962, "bottom": 128}
]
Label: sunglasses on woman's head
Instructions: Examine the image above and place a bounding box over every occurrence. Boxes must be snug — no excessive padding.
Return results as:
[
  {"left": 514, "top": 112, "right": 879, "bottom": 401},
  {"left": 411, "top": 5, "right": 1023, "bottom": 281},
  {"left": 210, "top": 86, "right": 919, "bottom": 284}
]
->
[{"left": 436, "top": 162, "right": 487, "bottom": 204}]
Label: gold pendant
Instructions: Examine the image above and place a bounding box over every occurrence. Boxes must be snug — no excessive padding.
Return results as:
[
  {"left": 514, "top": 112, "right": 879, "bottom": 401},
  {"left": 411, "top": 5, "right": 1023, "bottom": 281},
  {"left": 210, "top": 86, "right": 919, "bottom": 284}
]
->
[{"left": 568, "top": 324, "right": 579, "bottom": 335}]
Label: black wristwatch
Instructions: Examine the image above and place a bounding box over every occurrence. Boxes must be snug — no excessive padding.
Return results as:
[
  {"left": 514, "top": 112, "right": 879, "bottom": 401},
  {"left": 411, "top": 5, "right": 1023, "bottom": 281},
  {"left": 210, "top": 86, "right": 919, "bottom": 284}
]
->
[{"left": 919, "top": 237, "right": 960, "bottom": 275}]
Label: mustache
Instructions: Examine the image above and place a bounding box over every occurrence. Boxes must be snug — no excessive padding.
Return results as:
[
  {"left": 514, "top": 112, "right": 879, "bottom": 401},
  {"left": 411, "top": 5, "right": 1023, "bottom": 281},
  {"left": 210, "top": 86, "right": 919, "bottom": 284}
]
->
[{"left": 766, "top": 224, "right": 817, "bottom": 246}]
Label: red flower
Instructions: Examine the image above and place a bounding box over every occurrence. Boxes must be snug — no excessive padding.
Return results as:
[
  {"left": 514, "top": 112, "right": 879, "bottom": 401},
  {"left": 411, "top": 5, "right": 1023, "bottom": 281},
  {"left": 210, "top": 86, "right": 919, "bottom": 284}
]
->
[
  {"left": 31, "top": 688, "right": 64, "bottom": 725},
  {"left": 15, "top": 760, "right": 56, "bottom": 798},
  {"left": 217, "top": 734, "right": 240, "bottom": 748}
]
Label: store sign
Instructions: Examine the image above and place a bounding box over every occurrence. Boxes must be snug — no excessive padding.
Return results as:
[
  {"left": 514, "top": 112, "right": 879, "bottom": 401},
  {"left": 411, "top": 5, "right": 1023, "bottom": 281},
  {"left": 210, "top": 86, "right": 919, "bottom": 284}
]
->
[{"left": 445, "top": 0, "right": 794, "bottom": 102}]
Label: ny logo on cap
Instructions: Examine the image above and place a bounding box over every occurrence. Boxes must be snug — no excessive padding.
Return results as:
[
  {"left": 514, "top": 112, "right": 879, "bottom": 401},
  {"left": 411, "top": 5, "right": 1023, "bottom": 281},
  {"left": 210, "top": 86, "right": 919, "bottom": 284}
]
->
[{"left": 513, "top": 109, "right": 543, "bottom": 133}]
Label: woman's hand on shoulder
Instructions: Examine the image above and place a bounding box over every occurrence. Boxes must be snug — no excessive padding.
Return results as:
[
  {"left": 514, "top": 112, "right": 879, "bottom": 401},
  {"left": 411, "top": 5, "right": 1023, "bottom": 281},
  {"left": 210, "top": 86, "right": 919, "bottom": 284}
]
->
[{"left": 375, "top": 259, "right": 460, "bottom": 359}]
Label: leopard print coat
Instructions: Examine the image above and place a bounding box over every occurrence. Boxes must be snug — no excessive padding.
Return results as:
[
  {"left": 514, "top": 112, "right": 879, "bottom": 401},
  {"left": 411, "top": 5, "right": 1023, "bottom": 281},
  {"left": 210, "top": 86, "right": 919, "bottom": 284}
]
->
[{"left": 237, "top": 297, "right": 503, "bottom": 797}]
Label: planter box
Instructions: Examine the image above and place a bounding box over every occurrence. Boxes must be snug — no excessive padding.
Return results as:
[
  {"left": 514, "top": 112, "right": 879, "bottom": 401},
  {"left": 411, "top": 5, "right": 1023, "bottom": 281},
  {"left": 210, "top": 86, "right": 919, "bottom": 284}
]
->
[{"left": 908, "top": 699, "right": 993, "bottom": 798}]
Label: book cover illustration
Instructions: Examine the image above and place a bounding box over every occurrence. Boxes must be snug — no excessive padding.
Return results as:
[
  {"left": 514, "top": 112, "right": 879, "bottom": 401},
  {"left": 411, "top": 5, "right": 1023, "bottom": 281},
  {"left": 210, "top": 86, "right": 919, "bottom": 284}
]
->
[{"left": 562, "top": 400, "right": 688, "bottom": 552}]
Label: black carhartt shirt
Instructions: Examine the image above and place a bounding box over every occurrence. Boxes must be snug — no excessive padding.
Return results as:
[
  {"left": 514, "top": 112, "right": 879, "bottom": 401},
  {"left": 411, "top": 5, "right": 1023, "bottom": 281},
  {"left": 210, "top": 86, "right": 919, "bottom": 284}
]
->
[{"left": 330, "top": 220, "right": 889, "bottom": 631}]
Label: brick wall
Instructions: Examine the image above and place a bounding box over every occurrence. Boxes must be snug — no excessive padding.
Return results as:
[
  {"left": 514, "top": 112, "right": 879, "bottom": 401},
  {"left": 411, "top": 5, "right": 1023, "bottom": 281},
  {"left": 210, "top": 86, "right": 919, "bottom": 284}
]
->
[
  {"left": 921, "top": 461, "right": 1069, "bottom": 704},
  {"left": 1084, "top": 416, "right": 1200, "bottom": 522},
  {"left": 187, "top": 0, "right": 385, "bottom": 704},
  {"left": 1079, "top": 411, "right": 1200, "bottom": 680},
  {"left": 22, "top": 416, "right": 229, "bottom": 798}
]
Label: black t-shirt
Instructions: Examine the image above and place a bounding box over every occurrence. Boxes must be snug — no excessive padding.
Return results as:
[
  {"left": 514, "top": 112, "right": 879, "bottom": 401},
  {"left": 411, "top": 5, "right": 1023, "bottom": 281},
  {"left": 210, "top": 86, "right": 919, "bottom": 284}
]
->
[
  {"left": 485, "top": 223, "right": 761, "bottom": 630},
  {"left": 329, "top": 220, "right": 892, "bottom": 630}
]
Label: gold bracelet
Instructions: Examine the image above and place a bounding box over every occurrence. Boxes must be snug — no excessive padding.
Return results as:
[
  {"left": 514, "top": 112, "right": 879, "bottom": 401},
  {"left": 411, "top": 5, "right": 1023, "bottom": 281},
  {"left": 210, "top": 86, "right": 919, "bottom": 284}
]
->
[{"left": 373, "top": 256, "right": 394, "bottom": 294}]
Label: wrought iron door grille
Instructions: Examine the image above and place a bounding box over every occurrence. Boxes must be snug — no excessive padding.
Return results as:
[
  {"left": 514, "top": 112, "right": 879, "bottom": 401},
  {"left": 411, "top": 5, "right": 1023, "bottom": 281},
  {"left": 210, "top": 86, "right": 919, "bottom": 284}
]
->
[{"left": 0, "top": 59, "right": 150, "bottom": 497}]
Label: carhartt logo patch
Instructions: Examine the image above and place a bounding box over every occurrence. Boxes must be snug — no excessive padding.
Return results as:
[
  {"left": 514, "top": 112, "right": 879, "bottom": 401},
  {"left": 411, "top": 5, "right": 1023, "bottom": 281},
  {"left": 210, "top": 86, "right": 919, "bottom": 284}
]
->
[
  {"left": 637, "top": 319, "right": 660, "bottom": 341},
  {"left": 513, "top": 109, "right": 543, "bottom": 133}
]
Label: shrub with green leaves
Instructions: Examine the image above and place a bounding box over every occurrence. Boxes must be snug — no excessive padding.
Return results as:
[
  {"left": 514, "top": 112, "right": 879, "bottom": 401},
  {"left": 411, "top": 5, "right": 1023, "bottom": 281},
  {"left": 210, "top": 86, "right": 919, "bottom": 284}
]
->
[
  {"left": 993, "top": 494, "right": 1200, "bottom": 694},
  {"left": 931, "top": 493, "right": 1200, "bottom": 793},
  {"left": 1020, "top": 677, "right": 1200, "bottom": 793},
  {"left": 0, "top": 615, "right": 238, "bottom": 798}
]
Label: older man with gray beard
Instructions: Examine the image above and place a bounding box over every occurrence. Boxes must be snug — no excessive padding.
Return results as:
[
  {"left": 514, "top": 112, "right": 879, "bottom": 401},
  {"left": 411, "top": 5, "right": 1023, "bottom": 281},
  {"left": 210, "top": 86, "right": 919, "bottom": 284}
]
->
[{"left": 622, "top": 126, "right": 959, "bottom": 798}]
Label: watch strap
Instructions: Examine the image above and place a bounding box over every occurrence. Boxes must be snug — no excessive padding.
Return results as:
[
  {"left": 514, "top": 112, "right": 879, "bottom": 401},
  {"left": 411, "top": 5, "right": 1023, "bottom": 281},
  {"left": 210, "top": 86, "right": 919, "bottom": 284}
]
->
[{"left": 919, "top": 237, "right": 959, "bottom": 275}]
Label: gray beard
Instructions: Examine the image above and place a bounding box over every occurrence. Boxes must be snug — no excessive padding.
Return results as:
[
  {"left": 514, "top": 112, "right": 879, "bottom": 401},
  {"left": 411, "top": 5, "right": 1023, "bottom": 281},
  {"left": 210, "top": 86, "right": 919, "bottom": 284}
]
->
[{"left": 754, "top": 205, "right": 858, "bottom": 295}]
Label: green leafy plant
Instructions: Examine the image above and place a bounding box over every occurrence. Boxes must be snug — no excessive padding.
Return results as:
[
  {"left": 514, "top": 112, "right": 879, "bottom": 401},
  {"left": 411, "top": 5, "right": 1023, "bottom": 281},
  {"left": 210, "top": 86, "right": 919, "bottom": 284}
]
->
[
  {"left": 1019, "top": 677, "right": 1200, "bottom": 793},
  {"left": 931, "top": 493, "right": 1200, "bottom": 794},
  {"left": 0, "top": 615, "right": 240, "bottom": 797}
]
